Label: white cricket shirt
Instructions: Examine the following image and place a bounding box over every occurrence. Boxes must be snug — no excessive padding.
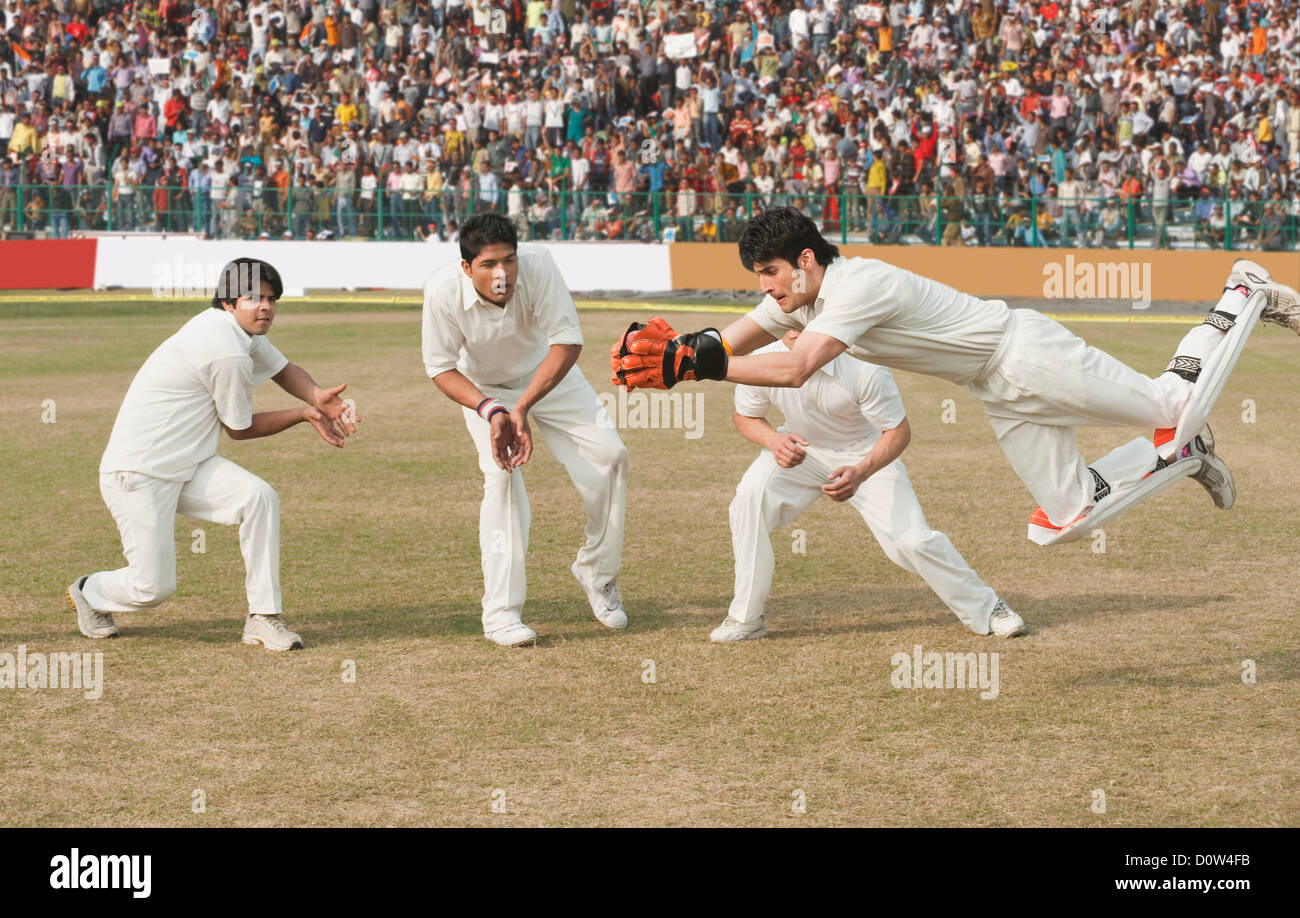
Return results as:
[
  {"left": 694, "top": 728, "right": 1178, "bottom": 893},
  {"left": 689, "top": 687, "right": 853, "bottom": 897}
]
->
[
  {"left": 734, "top": 342, "right": 907, "bottom": 453},
  {"left": 746, "top": 256, "right": 1011, "bottom": 386},
  {"left": 100, "top": 309, "right": 288, "bottom": 481},
  {"left": 422, "top": 244, "right": 584, "bottom": 386}
]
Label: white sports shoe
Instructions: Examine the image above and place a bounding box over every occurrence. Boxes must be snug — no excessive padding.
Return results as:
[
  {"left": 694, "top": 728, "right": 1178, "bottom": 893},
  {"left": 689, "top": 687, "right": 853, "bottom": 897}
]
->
[
  {"left": 242, "top": 614, "right": 304, "bottom": 651},
  {"left": 1186, "top": 425, "right": 1235, "bottom": 510},
  {"left": 65, "top": 576, "right": 119, "bottom": 639},
  {"left": 484, "top": 622, "right": 538, "bottom": 647},
  {"left": 1259, "top": 281, "right": 1300, "bottom": 335},
  {"left": 1221, "top": 259, "right": 1300, "bottom": 333},
  {"left": 988, "top": 600, "right": 1027, "bottom": 638},
  {"left": 709, "top": 615, "right": 767, "bottom": 643},
  {"left": 570, "top": 562, "right": 627, "bottom": 630}
]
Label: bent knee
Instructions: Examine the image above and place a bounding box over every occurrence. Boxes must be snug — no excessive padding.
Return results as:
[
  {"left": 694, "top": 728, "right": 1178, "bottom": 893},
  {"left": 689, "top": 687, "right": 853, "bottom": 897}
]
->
[
  {"left": 591, "top": 438, "right": 629, "bottom": 473},
  {"left": 128, "top": 572, "right": 176, "bottom": 606},
  {"left": 244, "top": 479, "right": 279, "bottom": 511},
  {"left": 892, "top": 529, "right": 939, "bottom": 557}
]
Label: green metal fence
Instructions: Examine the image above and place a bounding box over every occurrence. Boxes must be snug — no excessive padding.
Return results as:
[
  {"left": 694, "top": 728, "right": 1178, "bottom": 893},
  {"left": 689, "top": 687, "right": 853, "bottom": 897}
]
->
[{"left": 2, "top": 183, "right": 1295, "bottom": 251}]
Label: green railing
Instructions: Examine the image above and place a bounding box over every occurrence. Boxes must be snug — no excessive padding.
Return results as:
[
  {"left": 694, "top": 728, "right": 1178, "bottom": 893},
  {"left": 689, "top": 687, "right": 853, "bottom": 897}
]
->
[{"left": 2, "top": 183, "right": 1295, "bottom": 251}]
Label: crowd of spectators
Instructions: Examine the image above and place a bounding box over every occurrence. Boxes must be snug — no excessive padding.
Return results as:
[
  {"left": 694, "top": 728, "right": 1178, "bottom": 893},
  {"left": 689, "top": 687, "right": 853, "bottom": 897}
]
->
[{"left": 1, "top": 0, "right": 1297, "bottom": 249}]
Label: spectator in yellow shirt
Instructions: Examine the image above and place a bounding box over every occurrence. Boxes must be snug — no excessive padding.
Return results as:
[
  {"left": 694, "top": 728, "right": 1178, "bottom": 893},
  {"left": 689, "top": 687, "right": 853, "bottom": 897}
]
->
[
  {"left": 444, "top": 125, "right": 466, "bottom": 163},
  {"left": 8, "top": 113, "right": 39, "bottom": 156},
  {"left": 867, "top": 156, "right": 887, "bottom": 194},
  {"left": 1256, "top": 114, "right": 1273, "bottom": 145},
  {"left": 336, "top": 93, "right": 359, "bottom": 128}
]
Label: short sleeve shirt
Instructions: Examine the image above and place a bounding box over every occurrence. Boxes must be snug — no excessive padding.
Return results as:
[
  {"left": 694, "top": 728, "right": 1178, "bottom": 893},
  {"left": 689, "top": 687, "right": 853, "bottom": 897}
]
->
[
  {"left": 734, "top": 342, "right": 907, "bottom": 452},
  {"left": 745, "top": 256, "right": 1011, "bottom": 385},
  {"left": 422, "top": 244, "right": 584, "bottom": 386},
  {"left": 100, "top": 309, "right": 288, "bottom": 480}
]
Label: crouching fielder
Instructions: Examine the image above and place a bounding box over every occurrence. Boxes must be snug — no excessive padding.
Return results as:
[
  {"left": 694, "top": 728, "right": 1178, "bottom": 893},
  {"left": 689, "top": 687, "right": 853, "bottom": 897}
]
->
[
  {"left": 716, "top": 332, "right": 1024, "bottom": 642},
  {"left": 66, "top": 258, "right": 358, "bottom": 651}
]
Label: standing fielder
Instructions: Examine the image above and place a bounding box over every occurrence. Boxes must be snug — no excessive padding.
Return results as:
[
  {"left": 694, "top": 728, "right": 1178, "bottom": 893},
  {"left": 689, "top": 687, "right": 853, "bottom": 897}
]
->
[
  {"left": 718, "top": 330, "right": 1024, "bottom": 643},
  {"left": 613, "top": 208, "right": 1300, "bottom": 543},
  {"left": 66, "top": 258, "right": 358, "bottom": 651},
  {"left": 422, "top": 213, "right": 629, "bottom": 647}
]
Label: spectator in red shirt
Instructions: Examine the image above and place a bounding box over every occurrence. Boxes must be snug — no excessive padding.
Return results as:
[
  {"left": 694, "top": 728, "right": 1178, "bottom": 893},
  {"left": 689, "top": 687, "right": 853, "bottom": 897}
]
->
[{"left": 164, "top": 91, "right": 188, "bottom": 134}]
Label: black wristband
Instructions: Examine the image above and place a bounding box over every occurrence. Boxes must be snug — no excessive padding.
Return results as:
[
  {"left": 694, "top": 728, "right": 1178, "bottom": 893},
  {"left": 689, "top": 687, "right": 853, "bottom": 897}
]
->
[{"left": 682, "top": 328, "right": 729, "bottom": 381}]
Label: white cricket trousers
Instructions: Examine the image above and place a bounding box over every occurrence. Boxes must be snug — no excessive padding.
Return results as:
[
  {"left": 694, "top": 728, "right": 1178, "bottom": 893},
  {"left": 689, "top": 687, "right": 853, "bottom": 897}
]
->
[
  {"left": 83, "top": 455, "right": 281, "bottom": 615},
  {"left": 967, "top": 309, "right": 1196, "bottom": 526},
  {"left": 463, "top": 365, "right": 628, "bottom": 635},
  {"left": 728, "top": 444, "right": 999, "bottom": 634}
]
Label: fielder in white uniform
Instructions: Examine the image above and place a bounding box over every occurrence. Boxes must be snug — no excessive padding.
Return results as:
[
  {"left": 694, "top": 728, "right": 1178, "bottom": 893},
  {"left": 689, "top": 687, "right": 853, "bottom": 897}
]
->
[
  {"left": 716, "top": 332, "right": 1022, "bottom": 642},
  {"left": 614, "top": 208, "right": 1299, "bottom": 544},
  {"left": 65, "top": 258, "right": 358, "bottom": 651},
  {"left": 422, "top": 213, "right": 628, "bottom": 647}
]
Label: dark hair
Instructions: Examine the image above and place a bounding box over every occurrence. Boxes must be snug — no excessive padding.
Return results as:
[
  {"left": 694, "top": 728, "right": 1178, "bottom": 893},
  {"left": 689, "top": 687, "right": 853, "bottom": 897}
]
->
[
  {"left": 459, "top": 212, "right": 518, "bottom": 263},
  {"left": 211, "top": 258, "right": 283, "bottom": 309},
  {"left": 737, "top": 207, "right": 840, "bottom": 272}
]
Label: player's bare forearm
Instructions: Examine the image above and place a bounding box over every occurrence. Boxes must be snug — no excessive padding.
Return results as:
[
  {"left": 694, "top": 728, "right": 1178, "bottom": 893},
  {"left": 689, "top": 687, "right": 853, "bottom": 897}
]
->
[
  {"left": 272, "top": 362, "right": 319, "bottom": 403},
  {"left": 855, "top": 418, "right": 911, "bottom": 480},
  {"left": 514, "top": 344, "right": 581, "bottom": 415},
  {"left": 732, "top": 410, "right": 779, "bottom": 449},
  {"left": 432, "top": 368, "right": 490, "bottom": 410},
  {"left": 724, "top": 332, "right": 847, "bottom": 388},
  {"left": 222, "top": 408, "right": 307, "bottom": 441}
]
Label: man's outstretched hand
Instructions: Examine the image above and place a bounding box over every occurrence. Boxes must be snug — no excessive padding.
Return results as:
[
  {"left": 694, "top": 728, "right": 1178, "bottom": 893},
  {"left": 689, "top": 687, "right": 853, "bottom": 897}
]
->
[
  {"left": 610, "top": 316, "right": 728, "bottom": 390},
  {"left": 303, "top": 405, "right": 346, "bottom": 447},
  {"left": 313, "top": 382, "right": 359, "bottom": 440}
]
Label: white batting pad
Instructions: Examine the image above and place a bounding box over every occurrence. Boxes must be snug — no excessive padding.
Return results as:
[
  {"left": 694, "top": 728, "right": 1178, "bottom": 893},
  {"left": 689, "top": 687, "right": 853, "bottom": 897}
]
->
[
  {"left": 1030, "top": 459, "right": 1202, "bottom": 546},
  {"left": 1166, "top": 290, "right": 1266, "bottom": 461}
]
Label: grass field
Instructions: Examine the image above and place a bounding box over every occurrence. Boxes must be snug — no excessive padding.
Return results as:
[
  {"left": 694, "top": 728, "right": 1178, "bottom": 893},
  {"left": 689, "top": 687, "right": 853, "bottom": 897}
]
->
[{"left": 1, "top": 296, "right": 1297, "bottom": 827}]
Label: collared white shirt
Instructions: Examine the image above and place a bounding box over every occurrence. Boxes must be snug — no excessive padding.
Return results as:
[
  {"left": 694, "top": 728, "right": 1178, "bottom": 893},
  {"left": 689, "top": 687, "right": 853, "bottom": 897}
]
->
[
  {"left": 746, "top": 256, "right": 1010, "bottom": 386},
  {"left": 735, "top": 342, "right": 906, "bottom": 452},
  {"left": 422, "top": 244, "right": 583, "bottom": 386},
  {"left": 100, "top": 309, "right": 288, "bottom": 481}
]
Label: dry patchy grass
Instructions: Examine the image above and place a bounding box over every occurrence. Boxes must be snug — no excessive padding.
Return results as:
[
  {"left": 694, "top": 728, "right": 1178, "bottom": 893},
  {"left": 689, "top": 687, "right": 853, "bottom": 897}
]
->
[{"left": 0, "top": 304, "right": 1296, "bottom": 826}]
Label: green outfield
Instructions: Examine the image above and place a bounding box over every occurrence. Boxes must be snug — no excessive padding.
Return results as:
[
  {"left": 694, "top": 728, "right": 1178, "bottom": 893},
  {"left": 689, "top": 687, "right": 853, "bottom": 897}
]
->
[{"left": 1, "top": 299, "right": 1296, "bottom": 826}]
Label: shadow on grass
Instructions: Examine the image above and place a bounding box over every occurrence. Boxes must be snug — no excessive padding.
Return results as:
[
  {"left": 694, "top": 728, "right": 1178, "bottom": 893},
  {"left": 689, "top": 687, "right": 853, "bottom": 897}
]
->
[
  {"left": 1015, "top": 590, "right": 1226, "bottom": 630},
  {"left": 1060, "top": 648, "right": 1300, "bottom": 689},
  {"left": 6, "top": 588, "right": 1227, "bottom": 649}
]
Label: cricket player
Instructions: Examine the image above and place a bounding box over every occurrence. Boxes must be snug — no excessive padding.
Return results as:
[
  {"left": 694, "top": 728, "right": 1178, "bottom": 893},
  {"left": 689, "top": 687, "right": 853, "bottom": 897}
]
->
[
  {"left": 66, "top": 258, "right": 358, "bottom": 651},
  {"left": 717, "top": 330, "right": 1024, "bottom": 642},
  {"left": 422, "top": 212, "right": 628, "bottom": 647},
  {"left": 613, "top": 207, "right": 1300, "bottom": 543}
]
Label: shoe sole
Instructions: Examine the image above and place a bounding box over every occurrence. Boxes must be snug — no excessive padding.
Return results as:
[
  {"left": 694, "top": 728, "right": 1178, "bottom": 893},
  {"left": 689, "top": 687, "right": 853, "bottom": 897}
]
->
[
  {"left": 485, "top": 635, "right": 537, "bottom": 647},
  {"left": 66, "top": 586, "right": 118, "bottom": 639},
  {"left": 241, "top": 635, "right": 304, "bottom": 651},
  {"left": 710, "top": 628, "right": 767, "bottom": 643},
  {"left": 1192, "top": 460, "right": 1235, "bottom": 510},
  {"left": 1230, "top": 259, "right": 1272, "bottom": 286},
  {"left": 992, "top": 622, "right": 1028, "bottom": 638}
]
